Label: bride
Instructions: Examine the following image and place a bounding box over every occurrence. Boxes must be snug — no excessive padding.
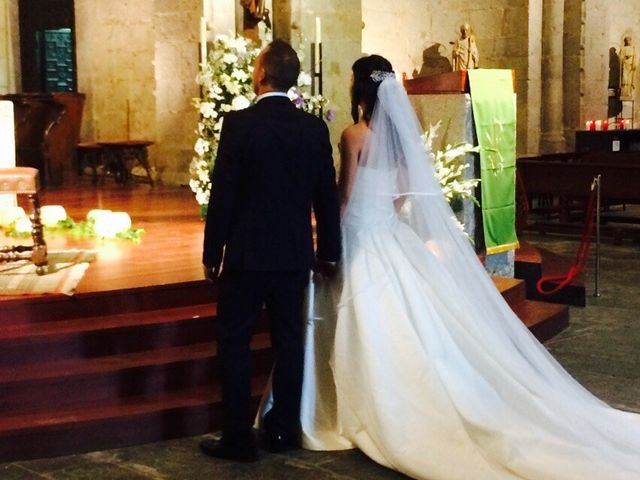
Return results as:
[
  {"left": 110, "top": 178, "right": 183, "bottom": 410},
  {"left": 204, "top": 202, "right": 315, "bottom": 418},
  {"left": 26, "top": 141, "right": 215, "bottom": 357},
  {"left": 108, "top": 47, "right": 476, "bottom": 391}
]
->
[{"left": 297, "top": 55, "right": 640, "bottom": 479}]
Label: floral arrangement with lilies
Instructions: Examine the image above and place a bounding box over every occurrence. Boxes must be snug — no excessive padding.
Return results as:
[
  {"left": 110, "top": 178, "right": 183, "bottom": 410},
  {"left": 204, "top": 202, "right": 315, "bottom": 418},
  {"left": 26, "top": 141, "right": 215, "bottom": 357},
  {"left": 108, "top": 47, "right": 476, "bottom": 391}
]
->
[
  {"left": 190, "top": 34, "right": 332, "bottom": 213},
  {"left": 422, "top": 121, "right": 480, "bottom": 237},
  {"left": 422, "top": 121, "right": 480, "bottom": 211}
]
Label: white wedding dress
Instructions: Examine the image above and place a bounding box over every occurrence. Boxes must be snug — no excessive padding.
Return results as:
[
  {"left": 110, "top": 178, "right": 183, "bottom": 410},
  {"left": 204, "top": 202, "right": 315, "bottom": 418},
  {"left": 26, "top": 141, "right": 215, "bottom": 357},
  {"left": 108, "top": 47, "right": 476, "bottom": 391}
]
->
[{"left": 298, "top": 77, "right": 640, "bottom": 480}]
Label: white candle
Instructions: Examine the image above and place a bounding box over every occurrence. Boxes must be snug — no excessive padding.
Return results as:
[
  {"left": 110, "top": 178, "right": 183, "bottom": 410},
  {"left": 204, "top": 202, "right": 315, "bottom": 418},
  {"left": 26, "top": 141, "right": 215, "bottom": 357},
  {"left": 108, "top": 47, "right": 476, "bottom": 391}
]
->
[
  {"left": 314, "top": 17, "right": 321, "bottom": 74},
  {"left": 200, "top": 16, "right": 208, "bottom": 65},
  {"left": 0, "top": 206, "right": 26, "bottom": 228},
  {"left": 87, "top": 209, "right": 112, "bottom": 222},
  {"left": 94, "top": 211, "right": 132, "bottom": 238},
  {"left": 315, "top": 17, "right": 321, "bottom": 44},
  {"left": 203, "top": 0, "right": 210, "bottom": 21},
  {"left": 0, "top": 101, "right": 17, "bottom": 207},
  {"left": 595, "top": 120, "right": 602, "bottom": 131},
  {"left": 41, "top": 205, "right": 67, "bottom": 227}
]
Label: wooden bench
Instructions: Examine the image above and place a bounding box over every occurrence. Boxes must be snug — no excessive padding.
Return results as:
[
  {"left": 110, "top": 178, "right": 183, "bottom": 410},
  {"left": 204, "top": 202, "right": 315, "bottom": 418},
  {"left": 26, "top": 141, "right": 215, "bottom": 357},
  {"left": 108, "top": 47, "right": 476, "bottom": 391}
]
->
[
  {"left": 517, "top": 154, "right": 640, "bottom": 241},
  {"left": 77, "top": 142, "right": 104, "bottom": 185}
]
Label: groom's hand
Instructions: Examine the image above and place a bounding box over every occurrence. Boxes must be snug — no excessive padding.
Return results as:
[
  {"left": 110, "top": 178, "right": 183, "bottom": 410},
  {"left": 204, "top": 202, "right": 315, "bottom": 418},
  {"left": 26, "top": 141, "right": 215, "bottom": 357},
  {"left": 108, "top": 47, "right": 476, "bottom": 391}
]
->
[
  {"left": 203, "top": 264, "right": 220, "bottom": 283},
  {"left": 315, "top": 259, "right": 338, "bottom": 279}
]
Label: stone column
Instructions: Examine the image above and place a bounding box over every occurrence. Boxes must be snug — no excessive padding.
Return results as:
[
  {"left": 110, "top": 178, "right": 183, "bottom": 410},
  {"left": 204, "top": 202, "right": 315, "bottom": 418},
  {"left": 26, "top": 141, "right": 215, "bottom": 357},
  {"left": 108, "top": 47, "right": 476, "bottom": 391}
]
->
[
  {"left": 540, "top": 0, "right": 567, "bottom": 153},
  {"left": 523, "top": 0, "right": 543, "bottom": 156}
]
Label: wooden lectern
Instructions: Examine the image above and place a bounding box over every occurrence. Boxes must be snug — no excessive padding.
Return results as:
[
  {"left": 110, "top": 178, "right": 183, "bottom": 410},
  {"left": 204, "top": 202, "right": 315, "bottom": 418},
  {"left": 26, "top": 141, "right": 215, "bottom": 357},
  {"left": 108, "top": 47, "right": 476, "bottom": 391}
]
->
[{"left": 404, "top": 70, "right": 471, "bottom": 95}]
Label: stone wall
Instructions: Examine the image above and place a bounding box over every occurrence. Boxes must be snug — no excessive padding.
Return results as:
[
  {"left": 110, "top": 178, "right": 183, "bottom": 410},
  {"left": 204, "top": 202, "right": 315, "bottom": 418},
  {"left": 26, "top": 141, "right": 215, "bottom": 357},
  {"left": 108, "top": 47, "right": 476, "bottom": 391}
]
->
[
  {"left": 521, "top": 0, "right": 542, "bottom": 156},
  {"left": 153, "top": 0, "right": 202, "bottom": 185},
  {"left": 75, "top": 0, "right": 200, "bottom": 185},
  {"left": 6, "top": 0, "right": 638, "bottom": 182},
  {"left": 362, "top": 0, "right": 437, "bottom": 79},
  {"left": 562, "top": 0, "right": 582, "bottom": 151},
  {"left": 0, "top": 0, "right": 20, "bottom": 94},
  {"left": 0, "top": 1, "right": 10, "bottom": 94},
  {"left": 581, "top": 0, "right": 608, "bottom": 128},
  {"left": 362, "top": 1, "right": 532, "bottom": 154},
  {"left": 294, "top": 0, "right": 362, "bottom": 160}
]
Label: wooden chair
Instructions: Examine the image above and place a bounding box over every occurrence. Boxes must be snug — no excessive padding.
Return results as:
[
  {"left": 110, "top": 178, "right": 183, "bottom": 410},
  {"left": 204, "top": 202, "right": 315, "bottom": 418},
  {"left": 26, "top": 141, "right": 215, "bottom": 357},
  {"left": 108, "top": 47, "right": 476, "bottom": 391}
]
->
[{"left": 0, "top": 167, "right": 48, "bottom": 275}]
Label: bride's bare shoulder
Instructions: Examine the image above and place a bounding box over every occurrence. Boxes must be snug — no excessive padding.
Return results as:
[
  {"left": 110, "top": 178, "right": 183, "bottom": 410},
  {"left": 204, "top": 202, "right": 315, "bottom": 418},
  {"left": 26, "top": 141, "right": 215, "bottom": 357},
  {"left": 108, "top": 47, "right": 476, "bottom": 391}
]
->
[{"left": 340, "top": 122, "right": 368, "bottom": 151}]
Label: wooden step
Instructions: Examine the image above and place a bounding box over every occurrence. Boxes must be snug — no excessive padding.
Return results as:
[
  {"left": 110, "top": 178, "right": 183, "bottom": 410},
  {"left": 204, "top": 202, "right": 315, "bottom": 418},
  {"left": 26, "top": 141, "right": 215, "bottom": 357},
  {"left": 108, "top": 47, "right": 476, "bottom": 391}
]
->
[
  {"left": 0, "top": 304, "right": 217, "bottom": 367},
  {"left": 0, "top": 374, "right": 270, "bottom": 462},
  {"left": 511, "top": 299, "right": 569, "bottom": 342},
  {"left": 493, "top": 275, "right": 568, "bottom": 342},
  {"left": 0, "top": 268, "right": 566, "bottom": 463},
  {"left": 0, "top": 280, "right": 216, "bottom": 327},
  {"left": 0, "top": 335, "right": 273, "bottom": 415},
  {"left": 493, "top": 276, "right": 527, "bottom": 306},
  {"left": 0, "top": 303, "right": 216, "bottom": 341}
]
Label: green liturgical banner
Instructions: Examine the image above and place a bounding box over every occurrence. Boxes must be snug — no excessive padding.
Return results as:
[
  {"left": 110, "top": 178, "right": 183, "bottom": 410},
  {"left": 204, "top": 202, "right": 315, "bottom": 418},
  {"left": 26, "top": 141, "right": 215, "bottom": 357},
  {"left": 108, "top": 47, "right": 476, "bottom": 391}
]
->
[{"left": 468, "top": 69, "right": 519, "bottom": 254}]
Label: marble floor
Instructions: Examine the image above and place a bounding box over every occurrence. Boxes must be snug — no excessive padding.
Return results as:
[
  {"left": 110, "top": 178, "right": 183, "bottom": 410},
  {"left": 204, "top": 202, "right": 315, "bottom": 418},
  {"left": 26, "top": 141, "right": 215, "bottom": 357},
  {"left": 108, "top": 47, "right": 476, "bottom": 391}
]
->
[{"left": 1, "top": 233, "right": 639, "bottom": 480}]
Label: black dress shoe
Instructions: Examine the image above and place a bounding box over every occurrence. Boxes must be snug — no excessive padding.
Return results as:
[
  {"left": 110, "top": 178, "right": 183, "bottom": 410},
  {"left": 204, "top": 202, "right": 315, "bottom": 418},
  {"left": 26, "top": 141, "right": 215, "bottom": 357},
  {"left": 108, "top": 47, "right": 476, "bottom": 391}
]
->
[
  {"left": 199, "top": 438, "right": 258, "bottom": 463},
  {"left": 261, "top": 430, "right": 301, "bottom": 453}
]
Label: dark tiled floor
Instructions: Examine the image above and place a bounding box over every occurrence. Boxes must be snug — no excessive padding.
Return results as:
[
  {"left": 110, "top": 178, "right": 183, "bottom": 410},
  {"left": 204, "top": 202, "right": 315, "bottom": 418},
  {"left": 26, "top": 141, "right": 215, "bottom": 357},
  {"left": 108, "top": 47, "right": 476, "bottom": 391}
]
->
[{"left": 1, "top": 234, "right": 638, "bottom": 480}]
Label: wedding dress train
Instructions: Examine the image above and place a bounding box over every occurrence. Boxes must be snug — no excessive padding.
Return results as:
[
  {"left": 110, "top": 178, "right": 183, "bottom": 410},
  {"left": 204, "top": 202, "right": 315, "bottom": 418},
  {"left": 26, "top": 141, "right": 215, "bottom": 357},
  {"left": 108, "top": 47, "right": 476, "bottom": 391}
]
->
[{"left": 299, "top": 78, "right": 640, "bottom": 480}]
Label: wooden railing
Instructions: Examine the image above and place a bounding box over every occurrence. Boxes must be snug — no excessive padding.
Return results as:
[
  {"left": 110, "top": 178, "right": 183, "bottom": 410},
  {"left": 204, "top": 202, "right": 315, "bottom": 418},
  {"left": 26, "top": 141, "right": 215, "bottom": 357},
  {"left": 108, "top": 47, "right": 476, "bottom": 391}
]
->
[{"left": 0, "top": 93, "right": 85, "bottom": 187}]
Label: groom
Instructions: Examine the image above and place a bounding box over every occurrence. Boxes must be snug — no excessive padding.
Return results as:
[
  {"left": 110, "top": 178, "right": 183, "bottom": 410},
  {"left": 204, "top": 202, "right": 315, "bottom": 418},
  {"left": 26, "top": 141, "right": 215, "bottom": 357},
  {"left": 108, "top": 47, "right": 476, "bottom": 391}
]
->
[{"left": 201, "top": 39, "right": 341, "bottom": 462}]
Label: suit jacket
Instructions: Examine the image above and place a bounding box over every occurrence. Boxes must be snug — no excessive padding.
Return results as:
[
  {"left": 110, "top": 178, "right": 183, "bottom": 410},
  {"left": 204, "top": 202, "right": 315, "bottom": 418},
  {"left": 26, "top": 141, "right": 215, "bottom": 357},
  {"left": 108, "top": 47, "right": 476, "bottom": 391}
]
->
[{"left": 202, "top": 95, "right": 341, "bottom": 272}]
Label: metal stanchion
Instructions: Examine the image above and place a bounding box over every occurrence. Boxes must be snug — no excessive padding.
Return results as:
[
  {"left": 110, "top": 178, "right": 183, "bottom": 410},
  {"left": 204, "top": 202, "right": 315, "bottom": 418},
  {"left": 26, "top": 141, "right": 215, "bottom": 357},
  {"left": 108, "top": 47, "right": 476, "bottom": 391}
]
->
[{"left": 592, "top": 174, "right": 602, "bottom": 297}]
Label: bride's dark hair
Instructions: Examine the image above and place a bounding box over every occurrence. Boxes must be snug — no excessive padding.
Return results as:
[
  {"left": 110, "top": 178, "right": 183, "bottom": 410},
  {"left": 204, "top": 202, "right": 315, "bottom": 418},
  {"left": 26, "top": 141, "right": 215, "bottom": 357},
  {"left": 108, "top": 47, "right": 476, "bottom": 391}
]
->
[{"left": 351, "top": 54, "right": 394, "bottom": 124}]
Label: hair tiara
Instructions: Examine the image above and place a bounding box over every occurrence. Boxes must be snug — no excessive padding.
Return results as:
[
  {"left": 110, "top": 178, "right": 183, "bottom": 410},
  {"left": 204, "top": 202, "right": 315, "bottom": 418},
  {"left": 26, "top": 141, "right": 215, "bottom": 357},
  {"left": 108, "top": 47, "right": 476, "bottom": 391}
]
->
[{"left": 370, "top": 70, "right": 396, "bottom": 82}]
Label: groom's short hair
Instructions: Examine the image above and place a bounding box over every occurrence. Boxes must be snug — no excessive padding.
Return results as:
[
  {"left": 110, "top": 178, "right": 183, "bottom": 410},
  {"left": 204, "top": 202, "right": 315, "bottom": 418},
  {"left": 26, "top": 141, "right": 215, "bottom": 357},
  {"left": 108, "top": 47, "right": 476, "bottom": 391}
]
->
[{"left": 261, "top": 39, "right": 300, "bottom": 91}]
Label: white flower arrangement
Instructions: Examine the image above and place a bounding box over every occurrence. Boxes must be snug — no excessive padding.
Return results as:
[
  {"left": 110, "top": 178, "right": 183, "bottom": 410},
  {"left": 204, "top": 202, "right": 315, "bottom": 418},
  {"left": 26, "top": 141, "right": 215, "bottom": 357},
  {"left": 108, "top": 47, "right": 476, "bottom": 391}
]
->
[
  {"left": 422, "top": 121, "right": 480, "bottom": 238},
  {"left": 422, "top": 121, "right": 480, "bottom": 210},
  {"left": 190, "top": 35, "right": 333, "bottom": 212}
]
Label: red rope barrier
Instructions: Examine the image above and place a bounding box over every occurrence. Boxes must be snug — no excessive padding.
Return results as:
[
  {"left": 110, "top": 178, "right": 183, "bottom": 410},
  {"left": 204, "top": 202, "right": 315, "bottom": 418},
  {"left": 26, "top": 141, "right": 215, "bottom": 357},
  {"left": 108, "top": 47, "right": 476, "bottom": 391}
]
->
[{"left": 536, "top": 180, "right": 598, "bottom": 296}]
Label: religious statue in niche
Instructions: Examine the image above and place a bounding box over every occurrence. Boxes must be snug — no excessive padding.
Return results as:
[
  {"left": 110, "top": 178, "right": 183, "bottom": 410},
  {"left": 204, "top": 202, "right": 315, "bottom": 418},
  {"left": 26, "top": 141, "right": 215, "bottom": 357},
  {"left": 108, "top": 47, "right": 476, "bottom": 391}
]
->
[
  {"left": 620, "top": 35, "right": 636, "bottom": 100},
  {"left": 240, "top": 0, "right": 272, "bottom": 44},
  {"left": 452, "top": 22, "right": 479, "bottom": 71},
  {"left": 607, "top": 46, "right": 623, "bottom": 119}
]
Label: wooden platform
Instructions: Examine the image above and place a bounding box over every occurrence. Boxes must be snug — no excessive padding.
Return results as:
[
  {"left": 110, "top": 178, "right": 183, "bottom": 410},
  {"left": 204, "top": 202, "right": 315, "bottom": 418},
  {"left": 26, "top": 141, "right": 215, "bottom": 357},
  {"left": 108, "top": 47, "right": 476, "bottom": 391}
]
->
[
  {"left": 515, "top": 240, "right": 587, "bottom": 307},
  {"left": 0, "top": 183, "right": 569, "bottom": 462}
]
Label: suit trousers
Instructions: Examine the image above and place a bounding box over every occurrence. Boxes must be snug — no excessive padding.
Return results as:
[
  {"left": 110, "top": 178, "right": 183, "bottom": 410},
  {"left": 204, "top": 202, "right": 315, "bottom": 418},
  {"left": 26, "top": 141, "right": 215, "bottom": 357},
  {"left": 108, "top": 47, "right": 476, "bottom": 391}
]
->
[{"left": 216, "top": 269, "right": 309, "bottom": 440}]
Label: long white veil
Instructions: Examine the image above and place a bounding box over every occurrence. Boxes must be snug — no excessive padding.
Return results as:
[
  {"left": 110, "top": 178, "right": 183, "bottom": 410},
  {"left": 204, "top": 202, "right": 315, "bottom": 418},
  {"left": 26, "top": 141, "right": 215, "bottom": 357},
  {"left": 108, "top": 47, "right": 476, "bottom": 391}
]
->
[{"left": 336, "top": 75, "right": 640, "bottom": 478}]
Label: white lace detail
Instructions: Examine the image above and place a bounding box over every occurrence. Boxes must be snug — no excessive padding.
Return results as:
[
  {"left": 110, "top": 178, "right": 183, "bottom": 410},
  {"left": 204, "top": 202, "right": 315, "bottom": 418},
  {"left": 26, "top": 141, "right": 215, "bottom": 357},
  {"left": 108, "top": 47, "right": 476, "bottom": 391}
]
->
[{"left": 369, "top": 70, "right": 396, "bottom": 82}]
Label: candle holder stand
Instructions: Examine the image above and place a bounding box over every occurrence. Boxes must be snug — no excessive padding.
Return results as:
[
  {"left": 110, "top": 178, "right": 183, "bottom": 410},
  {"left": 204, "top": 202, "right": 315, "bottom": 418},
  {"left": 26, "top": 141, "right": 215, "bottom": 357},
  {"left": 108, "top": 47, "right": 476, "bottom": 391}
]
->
[{"left": 311, "top": 42, "right": 323, "bottom": 97}]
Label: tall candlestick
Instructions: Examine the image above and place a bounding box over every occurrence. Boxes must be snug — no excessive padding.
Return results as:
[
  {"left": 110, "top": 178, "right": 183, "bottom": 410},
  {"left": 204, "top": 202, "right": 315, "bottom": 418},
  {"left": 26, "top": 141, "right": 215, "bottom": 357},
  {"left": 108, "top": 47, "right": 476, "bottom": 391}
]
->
[
  {"left": 0, "top": 101, "right": 17, "bottom": 207},
  {"left": 314, "top": 16, "right": 321, "bottom": 74},
  {"left": 200, "top": 16, "right": 208, "bottom": 65}
]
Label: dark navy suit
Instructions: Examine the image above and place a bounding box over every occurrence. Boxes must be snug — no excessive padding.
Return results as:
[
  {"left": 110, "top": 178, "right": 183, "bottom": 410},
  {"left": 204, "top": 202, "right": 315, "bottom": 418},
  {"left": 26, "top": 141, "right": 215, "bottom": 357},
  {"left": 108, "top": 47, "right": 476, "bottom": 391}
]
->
[{"left": 203, "top": 94, "right": 341, "bottom": 441}]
